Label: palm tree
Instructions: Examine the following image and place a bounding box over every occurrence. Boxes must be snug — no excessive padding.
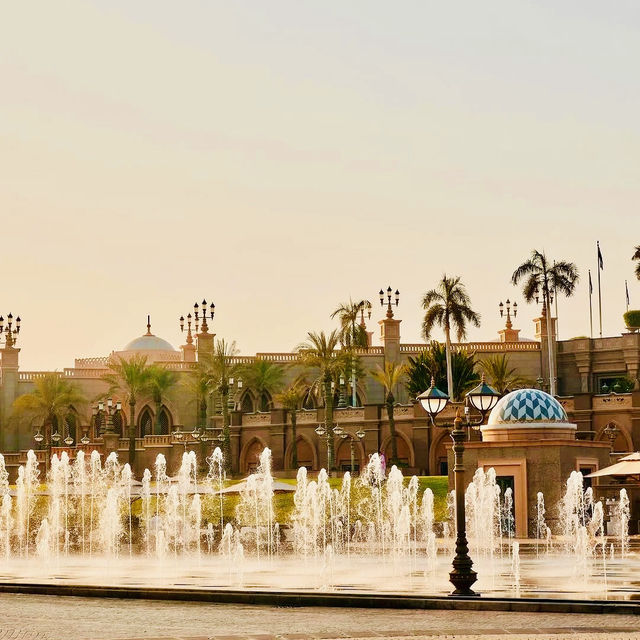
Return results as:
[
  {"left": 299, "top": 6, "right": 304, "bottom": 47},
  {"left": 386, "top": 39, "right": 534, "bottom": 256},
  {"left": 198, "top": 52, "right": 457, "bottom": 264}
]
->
[
  {"left": 145, "top": 365, "right": 179, "bottom": 434},
  {"left": 633, "top": 246, "right": 640, "bottom": 281},
  {"left": 12, "top": 373, "right": 86, "bottom": 442},
  {"left": 241, "top": 360, "right": 285, "bottom": 411},
  {"left": 422, "top": 275, "right": 480, "bottom": 401},
  {"left": 184, "top": 359, "right": 215, "bottom": 431},
  {"left": 512, "top": 250, "right": 579, "bottom": 396},
  {"left": 275, "top": 383, "right": 307, "bottom": 468},
  {"left": 331, "top": 299, "right": 369, "bottom": 348},
  {"left": 101, "top": 354, "right": 151, "bottom": 467},
  {"left": 404, "top": 342, "right": 479, "bottom": 401},
  {"left": 478, "top": 354, "right": 531, "bottom": 395},
  {"left": 370, "top": 362, "right": 405, "bottom": 463},
  {"left": 297, "top": 330, "right": 344, "bottom": 470},
  {"left": 204, "top": 339, "right": 241, "bottom": 471}
]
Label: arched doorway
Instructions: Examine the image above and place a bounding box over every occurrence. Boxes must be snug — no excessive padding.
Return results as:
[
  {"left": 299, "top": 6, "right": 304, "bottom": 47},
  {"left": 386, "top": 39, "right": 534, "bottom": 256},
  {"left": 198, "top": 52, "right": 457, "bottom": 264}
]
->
[
  {"left": 335, "top": 438, "right": 364, "bottom": 472},
  {"left": 241, "top": 393, "right": 255, "bottom": 413},
  {"left": 241, "top": 438, "right": 267, "bottom": 474},
  {"left": 285, "top": 436, "right": 317, "bottom": 470},
  {"left": 597, "top": 422, "right": 632, "bottom": 453},
  {"left": 382, "top": 432, "right": 414, "bottom": 467},
  {"left": 429, "top": 430, "right": 450, "bottom": 476}
]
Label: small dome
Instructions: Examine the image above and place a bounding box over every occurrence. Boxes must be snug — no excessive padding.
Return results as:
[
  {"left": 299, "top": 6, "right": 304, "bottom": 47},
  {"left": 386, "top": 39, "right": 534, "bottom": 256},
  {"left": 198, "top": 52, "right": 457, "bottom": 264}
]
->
[
  {"left": 488, "top": 388, "right": 567, "bottom": 425},
  {"left": 123, "top": 334, "right": 176, "bottom": 352}
]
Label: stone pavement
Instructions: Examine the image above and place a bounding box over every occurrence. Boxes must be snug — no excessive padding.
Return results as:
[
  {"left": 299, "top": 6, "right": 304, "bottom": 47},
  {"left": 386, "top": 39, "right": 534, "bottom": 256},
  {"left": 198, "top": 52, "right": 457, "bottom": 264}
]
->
[{"left": 0, "top": 594, "right": 639, "bottom": 640}]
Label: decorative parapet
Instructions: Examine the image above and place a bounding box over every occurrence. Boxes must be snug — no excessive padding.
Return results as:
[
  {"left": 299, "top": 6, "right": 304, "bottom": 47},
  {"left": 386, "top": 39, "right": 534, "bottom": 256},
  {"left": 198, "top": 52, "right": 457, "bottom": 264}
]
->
[
  {"left": 243, "top": 412, "right": 271, "bottom": 425},
  {"left": 334, "top": 408, "right": 365, "bottom": 421},
  {"left": 592, "top": 394, "right": 632, "bottom": 410},
  {"left": 296, "top": 410, "right": 319, "bottom": 424},
  {"left": 557, "top": 397, "right": 575, "bottom": 413},
  {"left": 143, "top": 435, "right": 172, "bottom": 446},
  {"left": 399, "top": 341, "right": 540, "bottom": 353},
  {"left": 74, "top": 356, "right": 110, "bottom": 368}
]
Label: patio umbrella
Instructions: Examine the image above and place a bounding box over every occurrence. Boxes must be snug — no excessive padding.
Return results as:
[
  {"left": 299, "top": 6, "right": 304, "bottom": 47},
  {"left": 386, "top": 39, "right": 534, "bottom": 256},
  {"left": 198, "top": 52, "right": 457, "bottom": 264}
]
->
[{"left": 586, "top": 452, "right": 640, "bottom": 480}]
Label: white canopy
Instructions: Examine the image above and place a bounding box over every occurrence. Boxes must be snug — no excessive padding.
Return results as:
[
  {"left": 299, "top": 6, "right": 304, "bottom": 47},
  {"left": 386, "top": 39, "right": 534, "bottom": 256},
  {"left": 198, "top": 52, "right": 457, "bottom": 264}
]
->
[{"left": 586, "top": 452, "right": 640, "bottom": 479}]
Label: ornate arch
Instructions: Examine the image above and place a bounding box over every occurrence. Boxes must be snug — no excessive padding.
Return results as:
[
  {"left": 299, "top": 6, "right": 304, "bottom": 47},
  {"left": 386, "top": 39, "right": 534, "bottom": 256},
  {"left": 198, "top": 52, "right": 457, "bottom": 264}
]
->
[
  {"left": 335, "top": 437, "right": 366, "bottom": 471},
  {"left": 380, "top": 430, "right": 415, "bottom": 467},
  {"left": 429, "top": 428, "right": 451, "bottom": 475},
  {"left": 239, "top": 436, "right": 269, "bottom": 474},
  {"left": 284, "top": 433, "right": 319, "bottom": 470},
  {"left": 596, "top": 421, "right": 633, "bottom": 452},
  {"left": 240, "top": 391, "right": 255, "bottom": 413},
  {"left": 138, "top": 405, "right": 154, "bottom": 438}
]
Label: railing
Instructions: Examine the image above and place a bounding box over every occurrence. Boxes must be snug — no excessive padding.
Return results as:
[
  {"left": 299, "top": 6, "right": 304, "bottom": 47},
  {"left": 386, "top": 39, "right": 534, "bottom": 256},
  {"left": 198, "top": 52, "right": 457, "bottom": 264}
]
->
[
  {"left": 399, "top": 341, "right": 540, "bottom": 353},
  {"left": 255, "top": 352, "right": 301, "bottom": 362},
  {"left": 74, "top": 356, "right": 110, "bottom": 368},
  {"left": 143, "top": 435, "right": 172, "bottom": 445}
]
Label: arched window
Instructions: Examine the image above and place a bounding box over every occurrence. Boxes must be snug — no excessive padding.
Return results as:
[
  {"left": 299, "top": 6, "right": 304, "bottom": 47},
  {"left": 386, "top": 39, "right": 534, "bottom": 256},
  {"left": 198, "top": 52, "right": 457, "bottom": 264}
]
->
[
  {"left": 241, "top": 393, "right": 255, "bottom": 413},
  {"left": 139, "top": 407, "right": 153, "bottom": 437},
  {"left": 303, "top": 389, "right": 316, "bottom": 410},
  {"left": 64, "top": 413, "right": 77, "bottom": 444},
  {"left": 158, "top": 407, "right": 171, "bottom": 435},
  {"left": 258, "top": 392, "right": 272, "bottom": 412},
  {"left": 112, "top": 410, "right": 124, "bottom": 437}
]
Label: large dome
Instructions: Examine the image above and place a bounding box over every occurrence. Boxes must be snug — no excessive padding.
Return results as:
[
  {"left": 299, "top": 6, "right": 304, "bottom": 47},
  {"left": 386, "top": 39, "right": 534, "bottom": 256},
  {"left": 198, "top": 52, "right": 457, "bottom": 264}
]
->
[
  {"left": 123, "top": 334, "right": 176, "bottom": 352},
  {"left": 488, "top": 388, "right": 568, "bottom": 425}
]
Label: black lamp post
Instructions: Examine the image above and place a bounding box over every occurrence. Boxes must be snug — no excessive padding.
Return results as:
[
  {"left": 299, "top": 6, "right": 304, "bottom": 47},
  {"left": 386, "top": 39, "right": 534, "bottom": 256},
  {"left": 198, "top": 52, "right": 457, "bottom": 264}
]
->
[
  {"left": 0, "top": 313, "right": 21, "bottom": 347},
  {"left": 417, "top": 375, "right": 500, "bottom": 597},
  {"left": 379, "top": 287, "right": 400, "bottom": 319},
  {"left": 34, "top": 427, "right": 61, "bottom": 473},
  {"left": 95, "top": 398, "right": 122, "bottom": 436},
  {"left": 338, "top": 427, "right": 366, "bottom": 474}
]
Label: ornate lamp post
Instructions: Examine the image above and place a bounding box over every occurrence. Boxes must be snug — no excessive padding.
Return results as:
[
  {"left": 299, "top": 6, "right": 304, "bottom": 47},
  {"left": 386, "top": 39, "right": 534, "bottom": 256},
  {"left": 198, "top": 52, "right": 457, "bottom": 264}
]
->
[
  {"left": 180, "top": 299, "right": 215, "bottom": 338},
  {"left": 603, "top": 422, "right": 619, "bottom": 456},
  {"left": 417, "top": 375, "right": 500, "bottom": 597},
  {"left": 379, "top": 287, "right": 400, "bottom": 319},
  {"left": 337, "top": 427, "right": 366, "bottom": 474},
  {"left": 0, "top": 313, "right": 21, "bottom": 347},
  {"left": 96, "top": 398, "right": 123, "bottom": 435},
  {"left": 34, "top": 426, "right": 61, "bottom": 473}
]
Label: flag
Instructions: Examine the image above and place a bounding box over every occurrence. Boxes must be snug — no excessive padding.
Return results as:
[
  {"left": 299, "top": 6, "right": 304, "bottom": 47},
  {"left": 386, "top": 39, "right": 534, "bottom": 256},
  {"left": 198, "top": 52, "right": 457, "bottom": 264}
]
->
[
  {"left": 589, "top": 270, "right": 593, "bottom": 294},
  {"left": 597, "top": 241, "right": 604, "bottom": 270},
  {"left": 626, "top": 280, "right": 630, "bottom": 306}
]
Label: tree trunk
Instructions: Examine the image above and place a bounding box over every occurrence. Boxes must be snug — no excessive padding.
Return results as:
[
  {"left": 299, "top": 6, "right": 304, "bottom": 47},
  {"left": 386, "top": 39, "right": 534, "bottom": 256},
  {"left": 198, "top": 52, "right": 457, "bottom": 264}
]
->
[
  {"left": 445, "top": 326, "right": 454, "bottom": 400},
  {"left": 200, "top": 398, "right": 208, "bottom": 431},
  {"left": 290, "top": 412, "right": 298, "bottom": 469},
  {"left": 222, "top": 387, "right": 231, "bottom": 473},
  {"left": 128, "top": 398, "right": 136, "bottom": 470},
  {"left": 154, "top": 400, "right": 162, "bottom": 435},
  {"left": 324, "top": 375, "right": 335, "bottom": 471},
  {"left": 386, "top": 392, "right": 398, "bottom": 463}
]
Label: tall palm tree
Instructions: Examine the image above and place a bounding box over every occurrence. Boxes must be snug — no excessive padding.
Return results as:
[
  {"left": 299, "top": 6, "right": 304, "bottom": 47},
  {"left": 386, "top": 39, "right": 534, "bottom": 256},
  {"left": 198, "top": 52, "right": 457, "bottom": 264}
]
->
[
  {"left": 204, "top": 339, "right": 241, "bottom": 471},
  {"left": 184, "top": 359, "right": 215, "bottom": 431},
  {"left": 370, "top": 362, "right": 405, "bottom": 463},
  {"left": 404, "top": 342, "right": 479, "bottom": 401},
  {"left": 331, "top": 299, "right": 369, "bottom": 348},
  {"left": 275, "top": 382, "right": 307, "bottom": 468},
  {"left": 12, "top": 373, "right": 86, "bottom": 442},
  {"left": 422, "top": 275, "right": 480, "bottom": 401},
  {"left": 241, "top": 360, "right": 285, "bottom": 411},
  {"left": 512, "top": 250, "right": 579, "bottom": 396},
  {"left": 478, "top": 354, "right": 531, "bottom": 395},
  {"left": 101, "top": 354, "right": 151, "bottom": 467},
  {"left": 297, "top": 330, "right": 344, "bottom": 470},
  {"left": 145, "top": 365, "right": 179, "bottom": 435},
  {"left": 633, "top": 245, "right": 640, "bottom": 281}
]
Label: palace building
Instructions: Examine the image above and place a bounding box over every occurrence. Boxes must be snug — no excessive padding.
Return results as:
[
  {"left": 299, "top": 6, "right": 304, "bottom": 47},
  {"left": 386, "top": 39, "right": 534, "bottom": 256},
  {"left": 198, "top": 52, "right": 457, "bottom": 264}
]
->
[{"left": 0, "top": 306, "right": 638, "bottom": 483}]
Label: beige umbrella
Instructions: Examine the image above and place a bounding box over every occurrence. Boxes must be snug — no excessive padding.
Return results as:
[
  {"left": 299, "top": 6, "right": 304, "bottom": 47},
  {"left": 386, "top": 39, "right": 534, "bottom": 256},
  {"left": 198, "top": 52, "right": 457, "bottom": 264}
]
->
[
  {"left": 586, "top": 452, "right": 640, "bottom": 479},
  {"left": 217, "top": 479, "right": 296, "bottom": 494}
]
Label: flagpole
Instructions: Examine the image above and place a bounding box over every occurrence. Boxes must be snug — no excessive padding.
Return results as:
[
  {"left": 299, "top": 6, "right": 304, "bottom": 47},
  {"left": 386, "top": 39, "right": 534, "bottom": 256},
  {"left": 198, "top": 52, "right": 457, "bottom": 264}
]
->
[
  {"left": 626, "top": 280, "right": 630, "bottom": 312},
  {"left": 589, "top": 269, "right": 593, "bottom": 339},
  {"left": 597, "top": 241, "right": 603, "bottom": 337}
]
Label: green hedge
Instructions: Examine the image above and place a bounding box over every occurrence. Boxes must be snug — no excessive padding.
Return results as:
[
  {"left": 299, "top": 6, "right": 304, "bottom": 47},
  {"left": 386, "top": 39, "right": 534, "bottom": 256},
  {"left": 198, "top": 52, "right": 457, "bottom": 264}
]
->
[{"left": 624, "top": 310, "right": 640, "bottom": 329}]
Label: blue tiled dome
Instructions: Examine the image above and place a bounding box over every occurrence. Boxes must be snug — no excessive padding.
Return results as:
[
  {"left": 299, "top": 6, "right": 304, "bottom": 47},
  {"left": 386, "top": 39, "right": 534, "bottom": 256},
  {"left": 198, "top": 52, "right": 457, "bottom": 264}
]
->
[{"left": 488, "top": 389, "right": 567, "bottom": 425}]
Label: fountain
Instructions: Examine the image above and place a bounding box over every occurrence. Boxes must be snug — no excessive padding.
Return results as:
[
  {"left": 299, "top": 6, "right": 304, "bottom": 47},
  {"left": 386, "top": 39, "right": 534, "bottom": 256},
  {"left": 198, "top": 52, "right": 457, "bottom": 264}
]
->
[{"left": 0, "top": 446, "right": 635, "bottom": 601}]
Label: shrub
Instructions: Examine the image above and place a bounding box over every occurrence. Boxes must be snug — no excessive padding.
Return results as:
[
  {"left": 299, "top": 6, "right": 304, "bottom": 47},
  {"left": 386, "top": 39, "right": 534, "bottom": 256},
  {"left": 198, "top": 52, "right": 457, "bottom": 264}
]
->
[{"left": 624, "top": 310, "right": 640, "bottom": 329}]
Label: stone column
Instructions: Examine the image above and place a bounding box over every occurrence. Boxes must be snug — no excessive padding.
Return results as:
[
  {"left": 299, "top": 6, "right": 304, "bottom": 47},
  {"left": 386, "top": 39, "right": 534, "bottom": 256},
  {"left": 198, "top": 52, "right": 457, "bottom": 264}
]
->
[
  {"left": 269, "top": 409, "right": 286, "bottom": 471},
  {"left": 0, "top": 345, "right": 20, "bottom": 451},
  {"left": 379, "top": 317, "right": 402, "bottom": 363}
]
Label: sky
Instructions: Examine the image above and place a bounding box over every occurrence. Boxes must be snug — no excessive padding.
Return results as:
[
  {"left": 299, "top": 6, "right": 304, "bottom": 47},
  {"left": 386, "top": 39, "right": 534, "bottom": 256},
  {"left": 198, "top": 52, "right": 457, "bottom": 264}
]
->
[{"left": 1, "top": 1, "right": 639, "bottom": 370}]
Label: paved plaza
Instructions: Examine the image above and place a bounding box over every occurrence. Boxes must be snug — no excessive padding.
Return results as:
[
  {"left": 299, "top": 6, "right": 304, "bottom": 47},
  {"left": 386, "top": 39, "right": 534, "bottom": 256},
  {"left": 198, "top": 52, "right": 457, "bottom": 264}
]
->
[{"left": 0, "top": 594, "right": 639, "bottom": 640}]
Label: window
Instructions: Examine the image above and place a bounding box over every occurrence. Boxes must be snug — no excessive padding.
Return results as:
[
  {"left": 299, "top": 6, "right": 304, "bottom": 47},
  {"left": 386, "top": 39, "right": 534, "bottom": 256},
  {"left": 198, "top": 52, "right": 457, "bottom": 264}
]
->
[
  {"left": 241, "top": 393, "right": 254, "bottom": 413},
  {"left": 139, "top": 408, "right": 153, "bottom": 437}
]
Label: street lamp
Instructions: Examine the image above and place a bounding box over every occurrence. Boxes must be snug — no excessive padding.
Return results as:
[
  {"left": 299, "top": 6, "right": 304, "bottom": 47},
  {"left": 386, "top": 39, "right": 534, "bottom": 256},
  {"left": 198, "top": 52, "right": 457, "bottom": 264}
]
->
[
  {"left": 379, "top": 287, "right": 400, "bottom": 319},
  {"left": 417, "top": 375, "right": 500, "bottom": 597},
  {"left": 339, "top": 428, "right": 366, "bottom": 474},
  {"left": 0, "top": 313, "right": 21, "bottom": 347},
  {"left": 34, "top": 427, "right": 61, "bottom": 473},
  {"left": 180, "top": 299, "right": 215, "bottom": 345},
  {"left": 95, "top": 398, "right": 122, "bottom": 436},
  {"left": 603, "top": 422, "right": 619, "bottom": 455}
]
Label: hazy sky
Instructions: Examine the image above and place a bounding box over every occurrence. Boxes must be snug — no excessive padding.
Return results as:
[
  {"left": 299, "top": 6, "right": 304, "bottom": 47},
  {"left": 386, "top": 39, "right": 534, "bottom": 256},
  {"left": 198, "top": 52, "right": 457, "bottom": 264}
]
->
[{"left": 2, "top": 1, "right": 639, "bottom": 370}]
